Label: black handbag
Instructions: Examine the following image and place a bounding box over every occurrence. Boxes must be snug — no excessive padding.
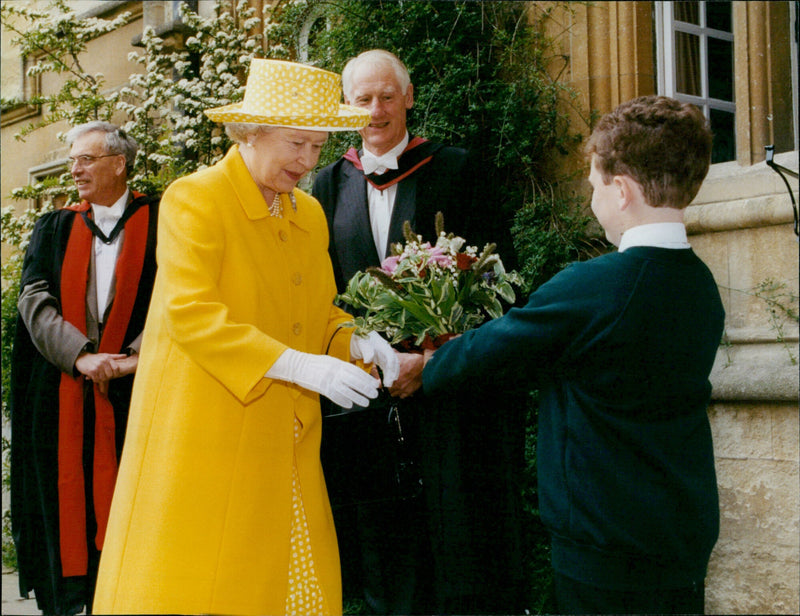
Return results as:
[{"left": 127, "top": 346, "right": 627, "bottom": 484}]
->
[{"left": 320, "top": 396, "right": 424, "bottom": 508}]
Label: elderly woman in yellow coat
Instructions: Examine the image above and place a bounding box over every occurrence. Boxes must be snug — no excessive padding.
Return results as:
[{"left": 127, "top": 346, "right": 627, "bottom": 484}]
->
[{"left": 92, "top": 60, "right": 399, "bottom": 616}]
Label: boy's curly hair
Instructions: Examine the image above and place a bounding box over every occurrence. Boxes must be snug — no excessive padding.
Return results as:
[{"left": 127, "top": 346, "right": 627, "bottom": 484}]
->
[{"left": 585, "top": 95, "right": 713, "bottom": 209}]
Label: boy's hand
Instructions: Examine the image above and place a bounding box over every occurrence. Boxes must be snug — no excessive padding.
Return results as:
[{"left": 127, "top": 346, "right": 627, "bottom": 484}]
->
[
  {"left": 388, "top": 349, "right": 436, "bottom": 398},
  {"left": 388, "top": 352, "right": 424, "bottom": 398}
]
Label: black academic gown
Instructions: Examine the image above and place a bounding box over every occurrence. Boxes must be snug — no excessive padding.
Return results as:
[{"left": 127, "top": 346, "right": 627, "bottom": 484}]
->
[
  {"left": 9, "top": 196, "right": 158, "bottom": 616},
  {"left": 313, "top": 142, "right": 526, "bottom": 613}
]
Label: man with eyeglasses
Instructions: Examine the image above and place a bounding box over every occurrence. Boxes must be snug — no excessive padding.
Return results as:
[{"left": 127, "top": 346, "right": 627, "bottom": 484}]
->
[{"left": 9, "top": 121, "right": 159, "bottom": 616}]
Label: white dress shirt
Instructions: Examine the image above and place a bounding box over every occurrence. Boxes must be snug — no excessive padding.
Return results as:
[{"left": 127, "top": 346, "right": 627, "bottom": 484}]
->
[
  {"left": 364, "top": 133, "right": 409, "bottom": 259},
  {"left": 91, "top": 190, "right": 129, "bottom": 320},
  {"left": 618, "top": 222, "right": 690, "bottom": 252}
]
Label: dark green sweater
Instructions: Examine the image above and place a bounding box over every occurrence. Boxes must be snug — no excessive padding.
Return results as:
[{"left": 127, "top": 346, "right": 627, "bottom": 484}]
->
[{"left": 423, "top": 247, "right": 725, "bottom": 590}]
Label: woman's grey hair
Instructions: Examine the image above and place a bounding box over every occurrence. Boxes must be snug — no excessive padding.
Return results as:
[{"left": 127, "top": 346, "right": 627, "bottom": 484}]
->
[
  {"left": 66, "top": 121, "right": 138, "bottom": 175},
  {"left": 341, "top": 49, "right": 411, "bottom": 101},
  {"left": 224, "top": 123, "right": 276, "bottom": 145}
]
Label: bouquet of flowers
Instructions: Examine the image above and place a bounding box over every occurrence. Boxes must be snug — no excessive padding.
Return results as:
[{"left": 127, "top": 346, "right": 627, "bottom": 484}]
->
[{"left": 338, "top": 212, "right": 523, "bottom": 349}]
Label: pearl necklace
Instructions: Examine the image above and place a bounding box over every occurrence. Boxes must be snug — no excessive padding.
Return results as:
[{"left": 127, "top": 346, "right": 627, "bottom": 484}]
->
[
  {"left": 269, "top": 192, "right": 297, "bottom": 218},
  {"left": 270, "top": 193, "right": 283, "bottom": 218}
]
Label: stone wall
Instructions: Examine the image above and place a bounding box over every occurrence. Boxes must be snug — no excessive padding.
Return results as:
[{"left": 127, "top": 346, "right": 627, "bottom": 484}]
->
[
  {"left": 686, "top": 151, "right": 799, "bottom": 614},
  {"left": 707, "top": 402, "right": 799, "bottom": 613}
]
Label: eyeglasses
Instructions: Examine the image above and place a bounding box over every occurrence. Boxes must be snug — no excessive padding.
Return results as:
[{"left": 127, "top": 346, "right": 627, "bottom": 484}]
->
[{"left": 68, "top": 154, "right": 121, "bottom": 168}]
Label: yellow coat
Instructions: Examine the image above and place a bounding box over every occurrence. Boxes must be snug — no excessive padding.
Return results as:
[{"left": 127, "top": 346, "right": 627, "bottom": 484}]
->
[{"left": 93, "top": 146, "right": 354, "bottom": 615}]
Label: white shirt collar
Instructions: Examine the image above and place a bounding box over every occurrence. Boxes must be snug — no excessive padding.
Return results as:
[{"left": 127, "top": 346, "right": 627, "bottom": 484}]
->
[
  {"left": 361, "top": 131, "right": 408, "bottom": 166},
  {"left": 91, "top": 189, "right": 129, "bottom": 231},
  {"left": 618, "top": 222, "right": 690, "bottom": 253}
]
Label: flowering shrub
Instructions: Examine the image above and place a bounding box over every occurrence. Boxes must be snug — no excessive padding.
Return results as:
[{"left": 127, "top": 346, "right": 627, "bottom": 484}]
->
[
  {"left": 338, "top": 213, "right": 523, "bottom": 348},
  {"left": 119, "top": 0, "right": 264, "bottom": 195}
]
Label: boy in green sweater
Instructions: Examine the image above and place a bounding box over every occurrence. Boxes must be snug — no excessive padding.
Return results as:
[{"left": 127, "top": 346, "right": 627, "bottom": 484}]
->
[{"left": 421, "top": 95, "right": 724, "bottom": 614}]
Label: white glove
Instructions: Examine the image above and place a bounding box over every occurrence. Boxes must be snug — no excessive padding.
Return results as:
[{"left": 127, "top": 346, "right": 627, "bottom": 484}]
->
[
  {"left": 267, "top": 349, "right": 379, "bottom": 409},
  {"left": 350, "top": 331, "right": 400, "bottom": 388}
]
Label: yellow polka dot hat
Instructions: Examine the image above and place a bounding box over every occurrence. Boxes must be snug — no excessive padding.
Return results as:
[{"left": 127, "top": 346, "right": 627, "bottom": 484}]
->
[{"left": 204, "top": 59, "right": 370, "bottom": 131}]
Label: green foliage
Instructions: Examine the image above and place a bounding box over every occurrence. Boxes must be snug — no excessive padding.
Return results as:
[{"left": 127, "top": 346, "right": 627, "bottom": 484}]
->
[
  {"left": 2, "top": 200, "right": 56, "bottom": 422},
  {"left": 120, "top": 0, "right": 266, "bottom": 195},
  {"left": 2, "top": 510, "right": 17, "bottom": 571},
  {"left": 1, "top": 255, "right": 22, "bottom": 453},
  {"left": 721, "top": 278, "right": 800, "bottom": 365},
  {"left": 513, "top": 187, "right": 608, "bottom": 294},
  {"left": 1, "top": 228, "right": 25, "bottom": 574}
]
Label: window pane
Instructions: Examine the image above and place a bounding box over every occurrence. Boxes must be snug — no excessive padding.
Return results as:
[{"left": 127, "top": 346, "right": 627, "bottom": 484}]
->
[
  {"left": 708, "top": 38, "right": 734, "bottom": 101},
  {"left": 675, "top": 31, "right": 701, "bottom": 96},
  {"left": 710, "top": 108, "right": 736, "bottom": 163},
  {"left": 674, "top": 2, "right": 700, "bottom": 25},
  {"left": 706, "top": 1, "right": 732, "bottom": 32}
]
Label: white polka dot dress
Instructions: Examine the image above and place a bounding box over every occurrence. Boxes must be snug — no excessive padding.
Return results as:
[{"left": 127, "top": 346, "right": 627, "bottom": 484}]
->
[{"left": 285, "top": 418, "right": 325, "bottom": 615}]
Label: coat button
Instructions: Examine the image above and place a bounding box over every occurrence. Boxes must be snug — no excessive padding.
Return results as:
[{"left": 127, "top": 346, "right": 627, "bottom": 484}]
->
[
  {"left": 292, "top": 273, "right": 302, "bottom": 285},
  {"left": 279, "top": 230, "right": 288, "bottom": 242},
  {"left": 293, "top": 322, "right": 302, "bottom": 335}
]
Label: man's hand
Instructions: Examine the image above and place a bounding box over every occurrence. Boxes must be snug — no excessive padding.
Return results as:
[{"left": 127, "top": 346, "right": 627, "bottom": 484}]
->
[
  {"left": 74, "top": 351, "right": 139, "bottom": 395},
  {"left": 113, "top": 353, "right": 139, "bottom": 378}
]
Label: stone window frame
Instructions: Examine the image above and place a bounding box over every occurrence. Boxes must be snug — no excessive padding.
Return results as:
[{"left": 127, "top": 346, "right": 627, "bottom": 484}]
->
[
  {"left": 787, "top": 1, "right": 799, "bottom": 151},
  {"left": 26, "top": 158, "right": 71, "bottom": 212},
  {"left": 0, "top": 53, "right": 40, "bottom": 128}
]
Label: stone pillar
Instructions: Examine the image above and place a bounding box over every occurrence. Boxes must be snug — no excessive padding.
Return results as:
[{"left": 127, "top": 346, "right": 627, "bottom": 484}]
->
[
  {"left": 541, "top": 0, "right": 655, "bottom": 182},
  {"left": 549, "top": 0, "right": 655, "bottom": 126},
  {"left": 733, "top": 1, "right": 795, "bottom": 165}
]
